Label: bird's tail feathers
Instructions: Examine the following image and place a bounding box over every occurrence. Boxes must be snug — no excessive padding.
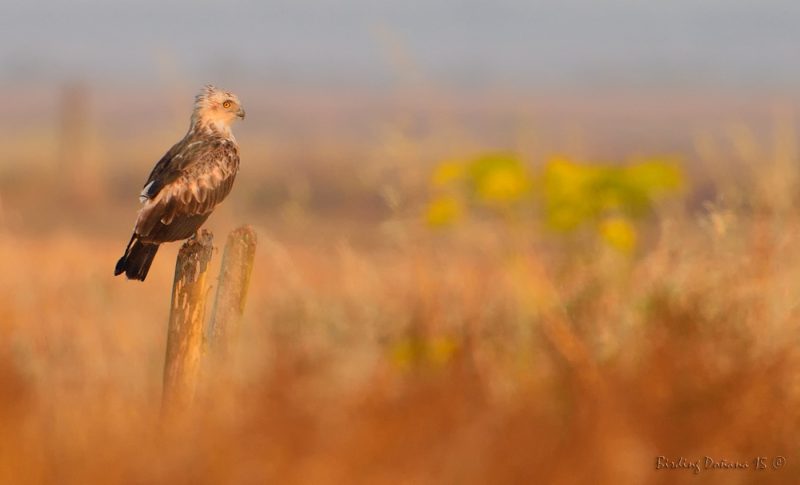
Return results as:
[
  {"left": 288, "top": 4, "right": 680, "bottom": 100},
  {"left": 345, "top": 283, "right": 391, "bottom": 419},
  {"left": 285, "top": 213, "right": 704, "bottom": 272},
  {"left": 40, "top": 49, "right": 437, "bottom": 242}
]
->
[{"left": 115, "top": 235, "right": 160, "bottom": 281}]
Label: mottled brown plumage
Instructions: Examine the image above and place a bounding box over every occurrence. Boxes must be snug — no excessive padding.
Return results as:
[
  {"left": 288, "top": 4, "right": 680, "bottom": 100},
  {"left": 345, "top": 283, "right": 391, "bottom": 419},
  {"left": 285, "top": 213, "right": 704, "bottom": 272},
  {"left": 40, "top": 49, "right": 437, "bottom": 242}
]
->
[{"left": 115, "top": 85, "right": 245, "bottom": 281}]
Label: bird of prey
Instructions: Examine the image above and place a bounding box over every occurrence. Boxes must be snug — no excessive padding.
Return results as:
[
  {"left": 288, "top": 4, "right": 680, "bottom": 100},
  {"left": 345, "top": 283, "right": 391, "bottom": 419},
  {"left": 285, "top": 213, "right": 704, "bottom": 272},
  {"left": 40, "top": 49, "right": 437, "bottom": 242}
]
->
[{"left": 115, "top": 85, "right": 245, "bottom": 281}]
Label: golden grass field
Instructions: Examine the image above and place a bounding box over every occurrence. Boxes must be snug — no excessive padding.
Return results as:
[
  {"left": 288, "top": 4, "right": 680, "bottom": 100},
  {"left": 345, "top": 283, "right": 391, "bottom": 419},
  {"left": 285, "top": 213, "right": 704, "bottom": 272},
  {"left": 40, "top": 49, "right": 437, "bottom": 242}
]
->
[{"left": 0, "top": 86, "right": 799, "bottom": 484}]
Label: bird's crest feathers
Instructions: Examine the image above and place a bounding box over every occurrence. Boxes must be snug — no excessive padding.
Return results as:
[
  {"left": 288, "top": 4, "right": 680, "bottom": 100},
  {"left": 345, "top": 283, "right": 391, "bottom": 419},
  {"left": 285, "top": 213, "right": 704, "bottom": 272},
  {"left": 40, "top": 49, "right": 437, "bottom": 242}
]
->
[{"left": 191, "top": 85, "right": 244, "bottom": 135}]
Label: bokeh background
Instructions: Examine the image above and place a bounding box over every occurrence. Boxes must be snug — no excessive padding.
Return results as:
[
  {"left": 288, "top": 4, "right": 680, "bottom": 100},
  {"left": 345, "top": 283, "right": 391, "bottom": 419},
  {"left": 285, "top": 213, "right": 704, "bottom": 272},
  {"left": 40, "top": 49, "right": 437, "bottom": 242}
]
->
[{"left": 2, "top": 1, "right": 800, "bottom": 483}]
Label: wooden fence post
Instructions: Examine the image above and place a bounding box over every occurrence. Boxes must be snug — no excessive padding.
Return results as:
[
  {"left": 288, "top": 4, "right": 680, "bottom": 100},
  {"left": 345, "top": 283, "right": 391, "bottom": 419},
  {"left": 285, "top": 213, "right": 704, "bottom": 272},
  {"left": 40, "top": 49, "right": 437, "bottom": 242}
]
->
[
  {"left": 207, "top": 225, "right": 257, "bottom": 359},
  {"left": 162, "top": 230, "right": 214, "bottom": 416}
]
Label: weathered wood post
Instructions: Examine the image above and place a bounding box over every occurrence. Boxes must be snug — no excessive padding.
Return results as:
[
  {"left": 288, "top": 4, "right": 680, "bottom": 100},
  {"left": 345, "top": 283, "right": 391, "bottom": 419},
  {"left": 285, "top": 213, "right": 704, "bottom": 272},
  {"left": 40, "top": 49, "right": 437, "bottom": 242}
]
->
[
  {"left": 208, "top": 225, "right": 257, "bottom": 359},
  {"left": 162, "top": 230, "right": 214, "bottom": 416}
]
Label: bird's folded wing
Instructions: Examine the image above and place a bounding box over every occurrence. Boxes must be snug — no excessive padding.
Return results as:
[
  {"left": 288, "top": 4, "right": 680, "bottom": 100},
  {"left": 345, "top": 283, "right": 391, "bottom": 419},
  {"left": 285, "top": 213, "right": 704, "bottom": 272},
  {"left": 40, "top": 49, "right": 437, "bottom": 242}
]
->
[
  {"left": 135, "top": 141, "right": 239, "bottom": 237},
  {"left": 140, "top": 138, "right": 206, "bottom": 201}
]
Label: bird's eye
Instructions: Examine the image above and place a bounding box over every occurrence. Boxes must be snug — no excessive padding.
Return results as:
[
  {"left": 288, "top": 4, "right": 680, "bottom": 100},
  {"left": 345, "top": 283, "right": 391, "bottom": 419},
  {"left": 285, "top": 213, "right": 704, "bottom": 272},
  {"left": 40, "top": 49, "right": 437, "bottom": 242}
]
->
[{"left": 223, "top": 101, "right": 232, "bottom": 109}]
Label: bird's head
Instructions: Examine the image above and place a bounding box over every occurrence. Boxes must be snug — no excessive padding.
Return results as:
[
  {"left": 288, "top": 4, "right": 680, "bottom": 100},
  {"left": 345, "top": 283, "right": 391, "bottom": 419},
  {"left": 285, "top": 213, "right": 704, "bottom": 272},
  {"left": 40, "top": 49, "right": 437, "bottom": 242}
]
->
[{"left": 192, "top": 85, "right": 245, "bottom": 134}]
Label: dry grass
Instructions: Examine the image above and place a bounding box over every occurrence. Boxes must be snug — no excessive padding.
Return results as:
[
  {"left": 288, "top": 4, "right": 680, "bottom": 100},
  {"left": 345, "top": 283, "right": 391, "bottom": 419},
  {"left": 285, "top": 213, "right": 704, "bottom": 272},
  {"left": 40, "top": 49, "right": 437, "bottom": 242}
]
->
[{"left": 0, "top": 87, "right": 798, "bottom": 484}]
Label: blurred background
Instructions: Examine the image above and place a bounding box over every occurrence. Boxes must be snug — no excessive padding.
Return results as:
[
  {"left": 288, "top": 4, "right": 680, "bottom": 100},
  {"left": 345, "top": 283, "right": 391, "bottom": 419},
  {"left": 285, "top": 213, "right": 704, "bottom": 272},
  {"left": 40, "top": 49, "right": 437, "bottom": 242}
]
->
[{"left": 1, "top": 1, "right": 800, "bottom": 483}]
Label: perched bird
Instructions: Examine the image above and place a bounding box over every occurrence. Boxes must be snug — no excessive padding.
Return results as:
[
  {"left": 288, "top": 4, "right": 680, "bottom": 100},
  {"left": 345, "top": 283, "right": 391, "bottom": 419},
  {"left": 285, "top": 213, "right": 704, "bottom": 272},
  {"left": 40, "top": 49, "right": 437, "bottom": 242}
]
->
[{"left": 115, "top": 85, "right": 245, "bottom": 281}]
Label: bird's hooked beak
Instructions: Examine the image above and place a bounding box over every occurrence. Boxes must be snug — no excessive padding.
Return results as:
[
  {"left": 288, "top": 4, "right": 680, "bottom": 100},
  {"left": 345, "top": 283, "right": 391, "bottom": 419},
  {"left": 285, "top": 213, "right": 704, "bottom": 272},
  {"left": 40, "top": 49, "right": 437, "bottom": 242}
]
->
[{"left": 236, "top": 107, "right": 246, "bottom": 120}]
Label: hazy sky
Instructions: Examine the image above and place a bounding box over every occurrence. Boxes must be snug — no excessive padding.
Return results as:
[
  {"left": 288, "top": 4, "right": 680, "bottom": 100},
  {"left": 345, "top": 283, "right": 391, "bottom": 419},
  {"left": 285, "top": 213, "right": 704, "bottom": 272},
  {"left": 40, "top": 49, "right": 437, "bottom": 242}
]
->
[{"left": 2, "top": 0, "right": 800, "bottom": 90}]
